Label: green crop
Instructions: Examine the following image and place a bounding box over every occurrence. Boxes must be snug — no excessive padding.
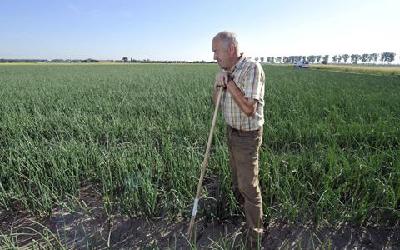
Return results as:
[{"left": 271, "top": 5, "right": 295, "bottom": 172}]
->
[{"left": 0, "top": 64, "right": 398, "bottom": 226}]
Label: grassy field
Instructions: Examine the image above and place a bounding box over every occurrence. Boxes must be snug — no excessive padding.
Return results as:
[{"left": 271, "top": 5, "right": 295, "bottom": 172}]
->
[
  {"left": 0, "top": 64, "right": 399, "bottom": 228},
  {"left": 310, "top": 64, "right": 400, "bottom": 75}
]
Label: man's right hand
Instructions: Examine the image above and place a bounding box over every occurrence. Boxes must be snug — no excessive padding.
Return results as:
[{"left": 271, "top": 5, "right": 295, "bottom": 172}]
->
[
  {"left": 212, "top": 71, "right": 227, "bottom": 105},
  {"left": 214, "top": 71, "right": 228, "bottom": 89}
]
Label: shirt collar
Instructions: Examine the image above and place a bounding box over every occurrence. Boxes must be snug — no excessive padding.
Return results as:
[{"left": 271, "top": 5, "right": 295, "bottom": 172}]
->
[{"left": 229, "top": 53, "right": 245, "bottom": 73}]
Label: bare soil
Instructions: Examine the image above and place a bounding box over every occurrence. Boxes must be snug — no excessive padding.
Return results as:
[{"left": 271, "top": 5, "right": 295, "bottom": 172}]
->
[{"left": 1, "top": 185, "right": 399, "bottom": 249}]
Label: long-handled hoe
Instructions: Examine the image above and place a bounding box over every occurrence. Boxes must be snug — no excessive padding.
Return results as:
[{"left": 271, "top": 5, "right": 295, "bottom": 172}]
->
[{"left": 187, "top": 86, "right": 224, "bottom": 241}]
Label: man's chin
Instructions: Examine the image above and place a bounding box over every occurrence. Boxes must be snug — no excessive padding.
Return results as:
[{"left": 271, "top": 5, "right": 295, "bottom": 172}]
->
[{"left": 218, "top": 63, "right": 227, "bottom": 70}]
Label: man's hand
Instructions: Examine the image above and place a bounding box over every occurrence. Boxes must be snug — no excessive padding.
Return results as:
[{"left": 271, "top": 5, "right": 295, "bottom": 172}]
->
[
  {"left": 212, "top": 71, "right": 228, "bottom": 105},
  {"left": 214, "top": 71, "right": 228, "bottom": 89}
]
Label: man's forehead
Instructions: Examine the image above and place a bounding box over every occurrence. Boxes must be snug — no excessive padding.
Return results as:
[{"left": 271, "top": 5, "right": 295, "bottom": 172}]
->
[
  {"left": 212, "top": 37, "right": 221, "bottom": 43},
  {"left": 212, "top": 38, "right": 221, "bottom": 48}
]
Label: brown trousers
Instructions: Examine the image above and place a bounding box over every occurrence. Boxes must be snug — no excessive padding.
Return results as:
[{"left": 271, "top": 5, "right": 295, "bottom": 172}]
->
[{"left": 227, "top": 126, "right": 263, "bottom": 240}]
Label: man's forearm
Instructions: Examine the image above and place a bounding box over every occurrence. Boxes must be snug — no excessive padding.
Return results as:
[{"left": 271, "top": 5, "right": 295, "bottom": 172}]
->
[{"left": 226, "top": 81, "right": 257, "bottom": 116}]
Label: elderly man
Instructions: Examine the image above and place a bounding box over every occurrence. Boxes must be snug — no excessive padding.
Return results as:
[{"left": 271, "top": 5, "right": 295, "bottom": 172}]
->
[{"left": 212, "top": 31, "right": 265, "bottom": 246}]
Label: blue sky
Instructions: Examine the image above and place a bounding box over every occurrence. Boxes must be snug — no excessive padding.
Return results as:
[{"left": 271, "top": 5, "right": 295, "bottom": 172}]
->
[{"left": 1, "top": 0, "right": 399, "bottom": 61}]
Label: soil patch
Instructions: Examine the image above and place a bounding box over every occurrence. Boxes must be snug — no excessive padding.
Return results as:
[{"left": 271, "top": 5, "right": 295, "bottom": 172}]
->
[{"left": 1, "top": 185, "right": 399, "bottom": 249}]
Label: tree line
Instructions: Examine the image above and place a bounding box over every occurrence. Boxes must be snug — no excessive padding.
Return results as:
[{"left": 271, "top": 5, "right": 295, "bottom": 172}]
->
[
  {"left": 259, "top": 52, "right": 397, "bottom": 64},
  {"left": 1, "top": 52, "right": 397, "bottom": 64}
]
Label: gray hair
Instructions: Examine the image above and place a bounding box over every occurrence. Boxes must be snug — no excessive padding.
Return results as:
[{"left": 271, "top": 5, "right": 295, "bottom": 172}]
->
[{"left": 213, "top": 31, "right": 239, "bottom": 51}]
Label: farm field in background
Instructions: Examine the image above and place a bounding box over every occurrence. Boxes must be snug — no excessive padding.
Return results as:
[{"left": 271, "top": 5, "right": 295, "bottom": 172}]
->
[
  {"left": 0, "top": 64, "right": 399, "bottom": 246},
  {"left": 310, "top": 64, "right": 400, "bottom": 75},
  {"left": 268, "top": 63, "right": 400, "bottom": 75}
]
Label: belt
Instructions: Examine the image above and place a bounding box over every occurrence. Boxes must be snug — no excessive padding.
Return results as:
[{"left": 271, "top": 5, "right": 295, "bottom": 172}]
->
[{"left": 228, "top": 125, "right": 260, "bottom": 133}]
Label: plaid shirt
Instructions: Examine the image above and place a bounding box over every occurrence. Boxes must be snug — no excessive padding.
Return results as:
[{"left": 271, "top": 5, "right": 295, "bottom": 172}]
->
[{"left": 216, "top": 56, "right": 265, "bottom": 131}]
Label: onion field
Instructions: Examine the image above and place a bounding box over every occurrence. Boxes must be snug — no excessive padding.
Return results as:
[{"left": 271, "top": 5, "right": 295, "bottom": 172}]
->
[{"left": 0, "top": 63, "right": 399, "bottom": 228}]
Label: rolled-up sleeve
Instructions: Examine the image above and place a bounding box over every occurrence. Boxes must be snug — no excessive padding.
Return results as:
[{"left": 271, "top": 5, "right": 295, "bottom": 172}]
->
[{"left": 243, "top": 63, "right": 263, "bottom": 101}]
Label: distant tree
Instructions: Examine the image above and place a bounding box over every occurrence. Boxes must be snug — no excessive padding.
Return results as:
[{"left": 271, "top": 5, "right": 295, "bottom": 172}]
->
[
  {"left": 371, "top": 53, "right": 378, "bottom": 63},
  {"left": 122, "top": 57, "right": 128, "bottom": 62},
  {"left": 381, "top": 52, "right": 396, "bottom": 63},
  {"left": 337, "top": 55, "right": 343, "bottom": 63},
  {"left": 361, "top": 54, "right": 369, "bottom": 63},
  {"left": 342, "top": 54, "right": 349, "bottom": 63},
  {"left": 332, "top": 55, "right": 338, "bottom": 63},
  {"left": 307, "top": 55, "right": 316, "bottom": 63},
  {"left": 351, "top": 54, "right": 360, "bottom": 64},
  {"left": 316, "top": 55, "right": 322, "bottom": 63},
  {"left": 322, "top": 55, "right": 329, "bottom": 64},
  {"left": 255, "top": 57, "right": 259, "bottom": 62},
  {"left": 367, "top": 54, "right": 372, "bottom": 63},
  {"left": 82, "top": 58, "right": 98, "bottom": 62},
  {"left": 51, "top": 59, "right": 64, "bottom": 62},
  {"left": 276, "top": 57, "right": 282, "bottom": 63},
  {"left": 260, "top": 57, "right": 264, "bottom": 63},
  {"left": 367, "top": 54, "right": 374, "bottom": 63}
]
